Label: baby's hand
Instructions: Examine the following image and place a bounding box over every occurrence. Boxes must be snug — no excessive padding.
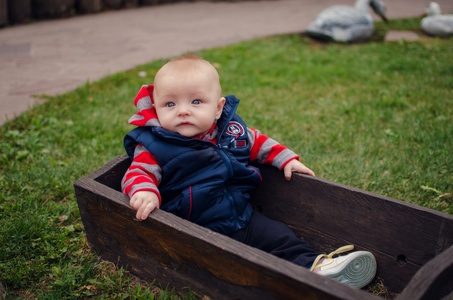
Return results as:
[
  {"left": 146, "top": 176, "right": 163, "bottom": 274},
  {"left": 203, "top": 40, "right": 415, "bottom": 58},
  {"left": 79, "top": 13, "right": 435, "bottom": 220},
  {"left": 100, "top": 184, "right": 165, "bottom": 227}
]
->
[
  {"left": 283, "top": 159, "right": 315, "bottom": 181},
  {"left": 129, "top": 191, "right": 160, "bottom": 220}
]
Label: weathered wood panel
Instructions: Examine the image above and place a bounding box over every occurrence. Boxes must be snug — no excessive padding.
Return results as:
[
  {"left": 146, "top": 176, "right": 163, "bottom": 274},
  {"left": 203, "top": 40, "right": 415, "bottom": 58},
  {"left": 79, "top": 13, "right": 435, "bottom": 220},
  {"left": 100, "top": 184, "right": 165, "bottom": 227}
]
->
[
  {"left": 397, "top": 245, "right": 453, "bottom": 300},
  {"left": 75, "top": 155, "right": 453, "bottom": 299},
  {"left": 75, "top": 172, "right": 378, "bottom": 299},
  {"left": 251, "top": 163, "right": 453, "bottom": 294}
]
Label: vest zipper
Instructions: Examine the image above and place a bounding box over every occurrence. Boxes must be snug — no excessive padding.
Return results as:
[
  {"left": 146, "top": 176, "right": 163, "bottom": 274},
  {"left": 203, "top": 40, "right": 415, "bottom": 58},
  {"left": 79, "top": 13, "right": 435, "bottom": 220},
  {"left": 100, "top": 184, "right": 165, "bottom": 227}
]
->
[
  {"left": 162, "top": 133, "right": 235, "bottom": 179},
  {"left": 216, "top": 146, "right": 234, "bottom": 178},
  {"left": 224, "top": 187, "right": 241, "bottom": 230},
  {"left": 187, "top": 186, "right": 193, "bottom": 221}
]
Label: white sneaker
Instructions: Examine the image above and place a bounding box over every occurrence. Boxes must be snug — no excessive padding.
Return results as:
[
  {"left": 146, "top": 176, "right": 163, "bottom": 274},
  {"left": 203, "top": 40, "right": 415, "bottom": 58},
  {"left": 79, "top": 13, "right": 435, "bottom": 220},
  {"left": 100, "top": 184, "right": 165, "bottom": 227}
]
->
[{"left": 310, "top": 245, "right": 377, "bottom": 289}]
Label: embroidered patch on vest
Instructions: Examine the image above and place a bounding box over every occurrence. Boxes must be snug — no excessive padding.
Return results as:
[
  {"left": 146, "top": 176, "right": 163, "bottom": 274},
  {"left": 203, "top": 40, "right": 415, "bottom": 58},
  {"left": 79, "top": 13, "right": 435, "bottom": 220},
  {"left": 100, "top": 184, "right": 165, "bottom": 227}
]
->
[
  {"left": 234, "top": 140, "right": 247, "bottom": 148},
  {"left": 225, "top": 121, "right": 245, "bottom": 137}
]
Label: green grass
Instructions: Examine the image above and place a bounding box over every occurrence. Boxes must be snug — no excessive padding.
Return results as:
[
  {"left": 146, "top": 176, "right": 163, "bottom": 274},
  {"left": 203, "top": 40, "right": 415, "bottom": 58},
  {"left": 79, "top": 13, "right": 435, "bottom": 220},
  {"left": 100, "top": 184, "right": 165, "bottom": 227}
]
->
[{"left": 1, "top": 18, "right": 452, "bottom": 298}]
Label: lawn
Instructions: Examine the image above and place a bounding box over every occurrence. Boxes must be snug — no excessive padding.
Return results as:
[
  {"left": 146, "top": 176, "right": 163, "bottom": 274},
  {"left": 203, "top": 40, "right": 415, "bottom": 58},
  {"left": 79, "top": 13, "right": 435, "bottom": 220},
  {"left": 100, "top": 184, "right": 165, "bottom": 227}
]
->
[{"left": 0, "top": 18, "right": 452, "bottom": 299}]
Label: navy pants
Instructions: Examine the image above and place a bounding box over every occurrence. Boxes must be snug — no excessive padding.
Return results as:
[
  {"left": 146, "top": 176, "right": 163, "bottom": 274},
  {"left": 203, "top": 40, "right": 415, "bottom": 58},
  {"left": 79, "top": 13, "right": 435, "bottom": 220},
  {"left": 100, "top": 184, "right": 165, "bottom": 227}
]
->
[{"left": 228, "top": 211, "right": 320, "bottom": 268}]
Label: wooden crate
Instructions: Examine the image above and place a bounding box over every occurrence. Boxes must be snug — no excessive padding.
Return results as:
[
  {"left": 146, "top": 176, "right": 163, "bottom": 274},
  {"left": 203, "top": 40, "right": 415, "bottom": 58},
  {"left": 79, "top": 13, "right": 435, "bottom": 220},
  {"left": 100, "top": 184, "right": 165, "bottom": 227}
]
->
[{"left": 74, "top": 155, "right": 453, "bottom": 300}]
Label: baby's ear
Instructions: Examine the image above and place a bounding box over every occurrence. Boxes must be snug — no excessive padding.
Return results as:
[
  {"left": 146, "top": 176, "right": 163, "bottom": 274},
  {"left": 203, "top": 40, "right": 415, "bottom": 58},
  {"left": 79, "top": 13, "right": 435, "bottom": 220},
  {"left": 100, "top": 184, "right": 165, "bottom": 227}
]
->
[{"left": 216, "top": 97, "right": 226, "bottom": 119}]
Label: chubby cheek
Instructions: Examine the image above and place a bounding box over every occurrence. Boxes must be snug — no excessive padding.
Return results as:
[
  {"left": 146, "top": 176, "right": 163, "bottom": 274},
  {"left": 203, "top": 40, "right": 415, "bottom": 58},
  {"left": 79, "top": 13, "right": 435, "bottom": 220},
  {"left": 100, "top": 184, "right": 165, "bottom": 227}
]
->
[
  {"left": 155, "top": 111, "right": 172, "bottom": 129},
  {"left": 159, "top": 117, "right": 173, "bottom": 130}
]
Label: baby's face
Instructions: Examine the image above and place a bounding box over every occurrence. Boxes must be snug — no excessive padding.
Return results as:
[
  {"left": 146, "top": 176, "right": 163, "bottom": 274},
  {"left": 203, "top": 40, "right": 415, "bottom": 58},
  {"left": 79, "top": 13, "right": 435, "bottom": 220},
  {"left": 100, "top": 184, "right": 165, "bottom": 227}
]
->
[{"left": 153, "top": 69, "right": 225, "bottom": 138}]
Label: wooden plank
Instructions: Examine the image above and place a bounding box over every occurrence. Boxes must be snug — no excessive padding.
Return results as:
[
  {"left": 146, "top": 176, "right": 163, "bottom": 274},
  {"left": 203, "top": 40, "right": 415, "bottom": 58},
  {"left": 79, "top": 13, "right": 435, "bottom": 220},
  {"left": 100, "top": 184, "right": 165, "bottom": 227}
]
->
[
  {"left": 76, "top": 155, "right": 453, "bottom": 298},
  {"left": 74, "top": 173, "right": 380, "bottom": 300},
  {"left": 396, "top": 245, "right": 453, "bottom": 300},
  {"left": 250, "top": 163, "right": 453, "bottom": 294},
  {"left": 92, "top": 155, "right": 131, "bottom": 191}
]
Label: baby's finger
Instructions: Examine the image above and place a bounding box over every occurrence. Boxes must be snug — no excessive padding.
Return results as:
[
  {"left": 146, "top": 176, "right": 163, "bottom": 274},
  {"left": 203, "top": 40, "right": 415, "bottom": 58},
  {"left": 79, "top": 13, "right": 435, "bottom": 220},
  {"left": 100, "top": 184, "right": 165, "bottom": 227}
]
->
[
  {"left": 136, "top": 203, "right": 148, "bottom": 220},
  {"left": 284, "top": 168, "right": 293, "bottom": 181},
  {"left": 301, "top": 167, "right": 315, "bottom": 176},
  {"left": 141, "top": 202, "right": 158, "bottom": 220},
  {"left": 130, "top": 196, "right": 142, "bottom": 210}
]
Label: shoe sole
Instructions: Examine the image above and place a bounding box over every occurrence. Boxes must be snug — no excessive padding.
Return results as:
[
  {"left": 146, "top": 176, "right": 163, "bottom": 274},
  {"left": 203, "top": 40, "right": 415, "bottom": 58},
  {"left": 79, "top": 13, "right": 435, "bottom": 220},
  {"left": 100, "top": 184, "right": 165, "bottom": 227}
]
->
[{"left": 323, "top": 251, "right": 377, "bottom": 289}]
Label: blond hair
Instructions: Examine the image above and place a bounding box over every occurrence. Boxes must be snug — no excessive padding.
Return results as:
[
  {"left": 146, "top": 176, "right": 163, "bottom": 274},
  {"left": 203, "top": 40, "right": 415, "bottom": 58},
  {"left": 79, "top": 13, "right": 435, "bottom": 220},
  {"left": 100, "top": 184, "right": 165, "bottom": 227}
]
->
[{"left": 154, "top": 54, "right": 222, "bottom": 96}]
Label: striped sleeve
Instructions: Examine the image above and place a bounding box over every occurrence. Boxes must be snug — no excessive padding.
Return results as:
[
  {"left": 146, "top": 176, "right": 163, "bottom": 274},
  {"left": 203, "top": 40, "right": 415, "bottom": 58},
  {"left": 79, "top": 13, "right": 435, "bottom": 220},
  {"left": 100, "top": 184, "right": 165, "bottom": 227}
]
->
[
  {"left": 121, "top": 144, "right": 162, "bottom": 206},
  {"left": 248, "top": 128, "right": 299, "bottom": 170}
]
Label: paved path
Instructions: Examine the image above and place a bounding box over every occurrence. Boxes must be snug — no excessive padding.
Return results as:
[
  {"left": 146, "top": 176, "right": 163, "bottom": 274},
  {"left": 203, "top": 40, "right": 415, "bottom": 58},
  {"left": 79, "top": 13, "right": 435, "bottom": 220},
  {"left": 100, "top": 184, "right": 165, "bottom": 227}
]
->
[{"left": 1, "top": 0, "right": 452, "bottom": 125}]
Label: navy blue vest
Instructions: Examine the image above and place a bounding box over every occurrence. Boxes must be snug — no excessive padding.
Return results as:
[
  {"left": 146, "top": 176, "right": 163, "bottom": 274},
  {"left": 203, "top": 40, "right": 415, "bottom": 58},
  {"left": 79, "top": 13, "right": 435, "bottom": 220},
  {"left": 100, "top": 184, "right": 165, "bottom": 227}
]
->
[{"left": 124, "top": 95, "right": 262, "bottom": 234}]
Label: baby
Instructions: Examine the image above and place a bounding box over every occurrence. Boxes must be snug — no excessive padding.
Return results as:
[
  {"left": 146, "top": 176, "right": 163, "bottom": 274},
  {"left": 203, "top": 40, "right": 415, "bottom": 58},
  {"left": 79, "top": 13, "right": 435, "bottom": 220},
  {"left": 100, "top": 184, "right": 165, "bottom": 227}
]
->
[{"left": 122, "top": 54, "right": 376, "bottom": 288}]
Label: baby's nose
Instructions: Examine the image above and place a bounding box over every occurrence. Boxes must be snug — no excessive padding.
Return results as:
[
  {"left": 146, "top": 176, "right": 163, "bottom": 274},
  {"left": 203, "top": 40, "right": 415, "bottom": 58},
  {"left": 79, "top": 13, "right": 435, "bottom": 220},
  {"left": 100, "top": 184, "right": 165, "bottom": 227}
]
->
[{"left": 177, "top": 106, "right": 190, "bottom": 116}]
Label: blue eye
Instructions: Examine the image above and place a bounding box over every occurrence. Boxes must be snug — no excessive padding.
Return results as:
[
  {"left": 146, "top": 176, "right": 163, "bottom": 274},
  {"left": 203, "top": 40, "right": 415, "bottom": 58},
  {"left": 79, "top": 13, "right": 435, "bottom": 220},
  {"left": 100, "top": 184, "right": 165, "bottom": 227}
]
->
[
  {"left": 192, "top": 99, "right": 201, "bottom": 105},
  {"left": 166, "top": 102, "right": 175, "bottom": 108}
]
